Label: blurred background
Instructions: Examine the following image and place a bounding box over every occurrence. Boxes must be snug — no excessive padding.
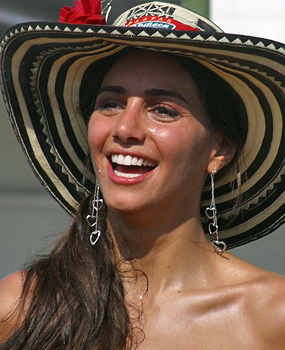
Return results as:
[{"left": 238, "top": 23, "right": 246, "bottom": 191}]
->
[{"left": 0, "top": 0, "right": 284, "bottom": 279}]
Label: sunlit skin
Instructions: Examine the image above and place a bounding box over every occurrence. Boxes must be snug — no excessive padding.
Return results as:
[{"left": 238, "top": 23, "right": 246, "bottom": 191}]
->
[
  {"left": 87, "top": 50, "right": 285, "bottom": 349},
  {"left": 1, "top": 50, "right": 285, "bottom": 349},
  {"left": 88, "top": 50, "right": 230, "bottom": 246}
]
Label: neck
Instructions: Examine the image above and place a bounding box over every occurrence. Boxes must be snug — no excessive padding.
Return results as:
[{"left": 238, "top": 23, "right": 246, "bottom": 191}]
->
[{"left": 107, "top": 207, "right": 216, "bottom": 297}]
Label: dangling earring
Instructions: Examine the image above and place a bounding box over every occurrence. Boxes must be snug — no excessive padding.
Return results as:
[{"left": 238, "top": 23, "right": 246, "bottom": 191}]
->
[
  {"left": 86, "top": 179, "right": 104, "bottom": 245},
  {"left": 205, "top": 170, "right": 227, "bottom": 254}
]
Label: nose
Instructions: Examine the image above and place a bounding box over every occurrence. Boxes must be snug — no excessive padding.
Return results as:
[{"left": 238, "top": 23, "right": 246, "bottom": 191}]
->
[{"left": 112, "top": 98, "right": 145, "bottom": 144}]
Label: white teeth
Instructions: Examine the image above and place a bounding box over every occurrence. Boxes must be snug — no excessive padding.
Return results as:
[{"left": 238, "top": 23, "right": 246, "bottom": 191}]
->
[
  {"left": 124, "top": 155, "right": 132, "bottom": 166},
  {"left": 131, "top": 157, "right": 138, "bottom": 166},
  {"left": 117, "top": 154, "right": 124, "bottom": 164},
  {"left": 111, "top": 154, "right": 156, "bottom": 167},
  {"left": 114, "top": 170, "right": 142, "bottom": 178},
  {"left": 137, "top": 158, "right": 143, "bottom": 166}
]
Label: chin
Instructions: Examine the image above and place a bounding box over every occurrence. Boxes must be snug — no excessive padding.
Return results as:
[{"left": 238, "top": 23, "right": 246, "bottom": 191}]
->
[{"left": 104, "top": 193, "right": 146, "bottom": 214}]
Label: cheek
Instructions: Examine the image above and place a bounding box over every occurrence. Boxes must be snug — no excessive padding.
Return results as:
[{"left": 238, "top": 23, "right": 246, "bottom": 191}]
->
[
  {"left": 153, "top": 123, "right": 215, "bottom": 190},
  {"left": 153, "top": 123, "right": 211, "bottom": 164},
  {"left": 87, "top": 113, "right": 109, "bottom": 155}
]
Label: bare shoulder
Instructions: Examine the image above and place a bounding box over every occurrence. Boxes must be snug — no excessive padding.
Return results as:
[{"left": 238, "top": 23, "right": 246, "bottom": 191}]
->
[
  {"left": 252, "top": 271, "right": 285, "bottom": 346},
  {"left": 251, "top": 270, "right": 285, "bottom": 313},
  {"left": 0, "top": 271, "right": 26, "bottom": 341},
  {"left": 225, "top": 254, "right": 285, "bottom": 348},
  {"left": 0, "top": 271, "right": 25, "bottom": 320}
]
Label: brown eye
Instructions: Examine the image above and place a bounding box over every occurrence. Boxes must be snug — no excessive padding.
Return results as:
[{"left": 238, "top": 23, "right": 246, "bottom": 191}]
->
[
  {"left": 95, "top": 100, "right": 123, "bottom": 116},
  {"left": 149, "top": 105, "right": 179, "bottom": 121}
]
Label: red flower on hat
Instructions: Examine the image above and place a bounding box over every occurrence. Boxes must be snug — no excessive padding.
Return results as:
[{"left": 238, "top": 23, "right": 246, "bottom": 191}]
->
[{"left": 59, "top": 0, "right": 106, "bottom": 25}]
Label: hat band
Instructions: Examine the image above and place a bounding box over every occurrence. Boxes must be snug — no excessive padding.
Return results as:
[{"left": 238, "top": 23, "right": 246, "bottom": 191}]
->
[{"left": 124, "top": 15, "right": 199, "bottom": 31}]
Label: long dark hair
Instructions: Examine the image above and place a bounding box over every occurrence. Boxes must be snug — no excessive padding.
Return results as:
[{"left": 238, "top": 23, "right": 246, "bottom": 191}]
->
[
  {"left": 1, "top": 49, "right": 246, "bottom": 349},
  {"left": 1, "top": 197, "right": 137, "bottom": 349}
]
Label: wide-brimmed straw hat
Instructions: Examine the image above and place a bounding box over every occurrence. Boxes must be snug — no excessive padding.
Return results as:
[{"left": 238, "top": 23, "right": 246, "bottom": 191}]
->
[{"left": 0, "top": 1, "right": 284, "bottom": 249}]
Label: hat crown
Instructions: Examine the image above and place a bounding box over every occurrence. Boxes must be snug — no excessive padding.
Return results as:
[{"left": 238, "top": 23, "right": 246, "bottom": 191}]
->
[{"left": 113, "top": 1, "right": 223, "bottom": 33}]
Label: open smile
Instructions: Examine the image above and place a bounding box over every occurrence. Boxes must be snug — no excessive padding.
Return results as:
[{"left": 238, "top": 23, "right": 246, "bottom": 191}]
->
[{"left": 109, "top": 154, "right": 157, "bottom": 179}]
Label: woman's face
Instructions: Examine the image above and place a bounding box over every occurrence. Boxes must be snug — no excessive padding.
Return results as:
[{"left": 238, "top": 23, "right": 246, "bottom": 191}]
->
[{"left": 88, "top": 50, "right": 221, "bottom": 217}]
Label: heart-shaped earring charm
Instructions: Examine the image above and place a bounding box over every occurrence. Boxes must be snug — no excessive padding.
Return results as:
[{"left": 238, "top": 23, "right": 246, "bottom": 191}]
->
[
  {"left": 86, "top": 215, "right": 97, "bottom": 227},
  {"left": 208, "top": 223, "right": 218, "bottom": 235},
  {"left": 205, "top": 207, "right": 216, "bottom": 219},
  {"left": 213, "top": 240, "right": 227, "bottom": 254},
  {"left": 92, "top": 199, "right": 103, "bottom": 211},
  {"left": 90, "top": 230, "right": 101, "bottom": 246}
]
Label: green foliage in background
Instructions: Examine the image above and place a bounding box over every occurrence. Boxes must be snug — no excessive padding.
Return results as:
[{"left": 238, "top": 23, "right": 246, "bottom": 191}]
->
[{"left": 185, "top": 0, "right": 209, "bottom": 17}]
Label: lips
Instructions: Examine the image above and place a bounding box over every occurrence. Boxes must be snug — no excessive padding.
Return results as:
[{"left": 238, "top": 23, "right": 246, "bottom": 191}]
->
[{"left": 110, "top": 154, "right": 157, "bottom": 179}]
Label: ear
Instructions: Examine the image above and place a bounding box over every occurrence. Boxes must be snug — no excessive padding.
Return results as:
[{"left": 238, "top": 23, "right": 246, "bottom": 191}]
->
[{"left": 207, "top": 133, "right": 236, "bottom": 174}]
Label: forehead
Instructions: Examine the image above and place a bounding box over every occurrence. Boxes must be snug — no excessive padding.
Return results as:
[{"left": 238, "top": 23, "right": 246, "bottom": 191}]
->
[{"left": 101, "top": 49, "right": 198, "bottom": 93}]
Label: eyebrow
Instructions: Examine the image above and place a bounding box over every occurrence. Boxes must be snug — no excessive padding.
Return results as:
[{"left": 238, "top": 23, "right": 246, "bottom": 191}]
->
[
  {"left": 97, "top": 85, "right": 126, "bottom": 95},
  {"left": 144, "top": 88, "right": 189, "bottom": 105},
  {"left": 97, "top": 86, "right": 189, "bottom": 105}
]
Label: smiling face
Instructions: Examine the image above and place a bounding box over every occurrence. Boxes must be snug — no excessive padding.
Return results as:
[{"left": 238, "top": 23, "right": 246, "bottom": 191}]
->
[{"left": 88, "top": 49, "right": 225, "bottom": 220}]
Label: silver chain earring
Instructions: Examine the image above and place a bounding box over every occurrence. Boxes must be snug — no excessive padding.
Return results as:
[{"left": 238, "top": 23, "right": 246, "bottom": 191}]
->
[
  {"left": 86, "top": 179, "right": 103, "bottom": 246},
  {"left": 205, "top": 170, "right": 227, "bottom": 254}
]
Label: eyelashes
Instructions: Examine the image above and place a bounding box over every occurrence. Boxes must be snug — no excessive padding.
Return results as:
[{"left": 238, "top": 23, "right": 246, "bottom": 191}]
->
[
  {"left": 96, "top": 100, "right": 123, "bottom": 115},
  {"left": 150, "top": 105, "right": 179, "bottom": 120},
  {"left": 95, "top": 99, "right": 180, "bottom": 122}
]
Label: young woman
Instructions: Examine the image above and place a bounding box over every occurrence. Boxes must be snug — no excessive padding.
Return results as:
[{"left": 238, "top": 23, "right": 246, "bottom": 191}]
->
[{"left": 0, "top": 1, "right": 284, "bottom": 349}]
